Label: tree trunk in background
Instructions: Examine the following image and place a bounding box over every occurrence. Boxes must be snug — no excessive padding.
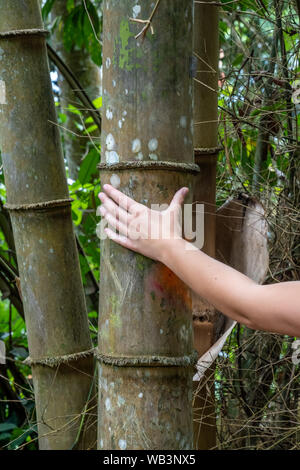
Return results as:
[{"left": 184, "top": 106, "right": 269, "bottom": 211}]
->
[
  {"left": 51, "top": 0, "right": 101, "bottom": 180},
  {"left": 192, "top": 0, "right": 220, "bottom": 449},
  {"left": 0, "top": 0, "right": 95, "bottom": 449},
  {"left": 97, "top": 0, "right": 197, "bottom": 450}
]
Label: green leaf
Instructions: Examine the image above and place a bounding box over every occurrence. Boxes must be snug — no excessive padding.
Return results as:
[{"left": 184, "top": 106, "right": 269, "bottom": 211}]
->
[
  {"left": 67, "top": 0, "right": 75, "bottom": 12},
  {"left": 0, "top": 422, "right": 17, "bottom": 433},
  {"left": 42, "top": 0, "right": 57, "bottom": 20},
  {"left": 78, "top": 149, "right": 99, "bottom": 185},
  {"left": 67, "top": 104, "right": 81, "bottom": 116},
  {"left": 232, "top": 53, "right": 244, "bottom": 67},
  {"left": 84, "top": 124, "right": 98, "bottom": 134},
  {"left": 93, "top": 97, "right": 102, "bottom": 109}
]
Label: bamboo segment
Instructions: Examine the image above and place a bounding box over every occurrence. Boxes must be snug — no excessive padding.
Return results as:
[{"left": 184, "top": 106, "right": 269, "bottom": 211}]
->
[
  {"left": 192, "top": 0, "right": 220, "bottom": 449},
  {"left": 98, "top": 0, "right": 195, "bottom": 450},
  {"left": 0, "top": 0, "right": 95, "bottom": 449}
]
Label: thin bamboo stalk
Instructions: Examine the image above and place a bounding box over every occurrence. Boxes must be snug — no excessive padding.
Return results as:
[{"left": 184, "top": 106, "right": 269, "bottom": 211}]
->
[
  {"left": 0, "top": 0, "right": 96, "bottom": 449},
  {"left": 51, "top": 0, "right": 101, "bottom": 180},
  {"left": 97, "top": 0, "right": 195, "bottom": 450},
  {"left": 192, "top": 0, "right": 219, "bottom": 449}
]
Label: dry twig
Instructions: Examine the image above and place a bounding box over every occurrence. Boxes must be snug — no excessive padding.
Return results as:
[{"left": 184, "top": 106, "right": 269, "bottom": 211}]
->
[{"left": 130, "top": 0, "right": 162, "bottom": 40}]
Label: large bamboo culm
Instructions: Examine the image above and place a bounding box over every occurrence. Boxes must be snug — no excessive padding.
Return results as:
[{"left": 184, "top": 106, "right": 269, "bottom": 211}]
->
[
  {"left": 0, "top": 0, "right": 95, "bottom": 449},
  {"left": 192, "top": 0, "right": 220, "bottom": 449},
  {"left": 97, "top": 0, "right": 197, "bottom": 450}
]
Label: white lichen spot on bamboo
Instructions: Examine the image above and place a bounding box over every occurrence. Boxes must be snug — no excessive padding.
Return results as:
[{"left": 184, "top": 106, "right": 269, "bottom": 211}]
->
[
  {"left": 160, "top": 329, "right": 164, "bottom": 334},
  {"left": 118, "top": 120, "right": 123, "bottom": 129},
  {"left": 180, "top": 116, "right": 187, "bottom": 128},
  {"left": 49, "top": 248, "right": 54, "bottom": 254},
  {"left": 110, "top": 174, "right": 120, "bottom": 188},
  {"left": 105, "top": 397, "right": 111, "bottom": 411},
  {"left": 100, "top": 439, "right": 104, "bottom": 448},
  {"left": 118, "top": 439, "right": 127, "bottom": 450},
  {"left": 132, "top": 138, "right": 141, "bottom": 153},
  {"left": 112, "top": 79, "right": 116, "bottom": 88},
  {"left": 148, "top": 138, "right": 158, "bottom": 152},
  {"left": 106, "top": 133, "right": 116, "bottom": 150},
  {"left": 132, "top": 5, "right": 141, "bottom": 18},
  {"left": 179, "top": 324, "right": 189, "bottom": 344},
  {"left": 136, "top": 152, "right": 143, "bottom": 160},
  {"left": 0, "top": 80, "right": 6, "bottom": 104},
  {"left": 117, "top": 395, "right": 125, "bottom": 407},
  {"left": 106, "top": 108, "right": 113, "bottom": 120},
  {"left": 149, "top": 153, "right": 158, "bottom": 161},
  {"left": 105, "top": 151, "right": 119, "bottom": 164},
  {"left": 100, "top": 376, "right": 108, "bottom": 392},
  {"left": 138, "top": 392, "right": 143, "bottom": 398},
  {"left": 106, "top": 57, "right": 111, "bottom": 69}
]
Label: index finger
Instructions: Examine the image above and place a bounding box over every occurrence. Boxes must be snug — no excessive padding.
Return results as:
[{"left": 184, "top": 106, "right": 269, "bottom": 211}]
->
[{"left": 102, "top": 184, "right": 140, "bottom": 213}]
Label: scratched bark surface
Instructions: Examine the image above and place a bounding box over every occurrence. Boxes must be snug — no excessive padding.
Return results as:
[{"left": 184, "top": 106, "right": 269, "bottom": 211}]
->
[
  {"left": 0, "top": 0, "right": 95, "bottom": 449},
  {"left": 192, "top": 0, "right": 220, "bottom": 450},
  {"left": 98, "top": 0, "right": 195, "bottom": 450}
]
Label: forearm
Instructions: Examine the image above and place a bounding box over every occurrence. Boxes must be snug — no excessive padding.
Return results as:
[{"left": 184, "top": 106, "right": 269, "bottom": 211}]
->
[
  {"left": 161, "top": 239, "right": 300, "bottom": 336},
  {"left": 160, "top": 239, "right": 261, "bottom": 328}
]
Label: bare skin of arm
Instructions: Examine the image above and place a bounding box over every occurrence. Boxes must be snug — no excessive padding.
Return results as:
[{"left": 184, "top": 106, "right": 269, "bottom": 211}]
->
[{"left": 98, "top": 184, "right": 300, "bottom": 337}]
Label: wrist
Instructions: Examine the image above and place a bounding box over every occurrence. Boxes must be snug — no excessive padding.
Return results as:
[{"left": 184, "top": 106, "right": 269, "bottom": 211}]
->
[{"left": 159, "top": 237, "right": 187, "bottom": 267}]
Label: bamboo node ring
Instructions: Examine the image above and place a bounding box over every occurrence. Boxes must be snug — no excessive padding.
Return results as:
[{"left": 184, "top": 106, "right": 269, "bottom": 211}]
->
[
  {"left": 95, "top": 350, "right": 199, "bottom": 367},
  {"left": 0, "top": 29, "right": 49, "bottom": 39},
  {"left": 4, "top": 198, "right": 73, "bottom": 212},
  {"left": 98, "top": 161, "right": 200, "bottom": 173},
  {"left": 194, "top": 146, "right": 223, "bottom": 156},
  {"left": 24, "top": 347, "right": 96, "bottom": 368}
]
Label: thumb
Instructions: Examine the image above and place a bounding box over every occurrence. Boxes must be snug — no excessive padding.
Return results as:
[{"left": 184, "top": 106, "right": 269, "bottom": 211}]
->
[{"left": 169, "top": 187, "right": 189, "bottom": 210}]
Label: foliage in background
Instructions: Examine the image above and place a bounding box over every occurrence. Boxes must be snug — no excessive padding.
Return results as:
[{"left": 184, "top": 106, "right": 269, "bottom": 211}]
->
[
  {"left": 43, "top": 0, "right": 102, "bottom": 65},
  {"left": 0, "top": 0, "right": 299, "bottom": 449}
]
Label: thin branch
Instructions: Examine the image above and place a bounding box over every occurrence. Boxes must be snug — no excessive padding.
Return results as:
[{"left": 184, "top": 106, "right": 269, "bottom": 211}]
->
[
  {"left": 46, "top": 44, "right": 102, "bottom": 132},
  {"left": 130, "top": 0, "right": 162, "bottom": 40},
  {"left": 82, "top": 0, "right": 101, "bottom": 46}
]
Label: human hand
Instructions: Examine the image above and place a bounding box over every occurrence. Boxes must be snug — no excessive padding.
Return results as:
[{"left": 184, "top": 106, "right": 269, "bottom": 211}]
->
[{"left": 98, "top": 184, "right": 189, "bottom": 262}]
